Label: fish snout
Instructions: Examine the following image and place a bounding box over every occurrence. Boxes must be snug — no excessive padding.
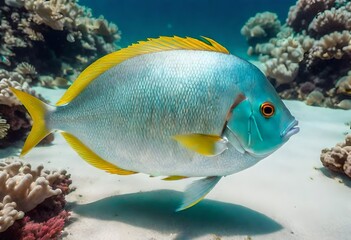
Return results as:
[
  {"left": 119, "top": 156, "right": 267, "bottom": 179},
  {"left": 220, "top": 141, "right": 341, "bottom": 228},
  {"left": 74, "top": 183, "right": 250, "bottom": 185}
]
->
[{"left": 281, "top": 119, "right": 299, "bottom": 141}]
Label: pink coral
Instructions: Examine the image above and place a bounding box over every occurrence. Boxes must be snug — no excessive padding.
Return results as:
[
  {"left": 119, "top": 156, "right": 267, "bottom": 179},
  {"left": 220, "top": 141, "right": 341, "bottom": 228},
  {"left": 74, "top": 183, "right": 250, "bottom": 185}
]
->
[{"left": 21, "top": 211, "right": 70, "bottom": 240}]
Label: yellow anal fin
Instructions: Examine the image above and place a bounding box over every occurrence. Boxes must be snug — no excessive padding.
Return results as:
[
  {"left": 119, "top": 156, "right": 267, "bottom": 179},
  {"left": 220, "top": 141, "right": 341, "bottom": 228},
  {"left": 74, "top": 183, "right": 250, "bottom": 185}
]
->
[
  {"left": 10, "top": 87, "right": 54, "bottom": 156},
  {"left": 172, "top": 134, "right": 228, "bottom": 156},
  {"left": 162, "top": 176, "right": 188, "bottom": 181},
  {"left": 56, "top": 36, "right": 229, "bottom": 106},
  {"left": 61, "top": 132, "right": 137, "bottom": 175}
]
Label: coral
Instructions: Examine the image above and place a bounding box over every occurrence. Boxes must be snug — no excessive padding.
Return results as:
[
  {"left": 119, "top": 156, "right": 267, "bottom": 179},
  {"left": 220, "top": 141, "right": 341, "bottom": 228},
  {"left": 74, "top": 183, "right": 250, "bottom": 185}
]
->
[
  {"left": 0, "top": 116, "right": 10, "bottom": 139},
  {"left": 0, "top": 195, "right": 24, "bottom": 232},
  {"left": 309, "top": 30, "right": 351, "bottom": 61},
  {"left": 305, "top": 90, "right": 325, "bottom": 106},
  {"left": 242, "top": 0, "right": 351, "bottom": 109},
  {"left": 0, "top": 0, "right": 120, "bottom": 149},
  {"left": 287, "top": 0, "right": 336, "bottom": 31},
  {"left": 0, "top": 0, "right": 120, "bottom": 84},
  {"left": 260, "top": 37, "right": 305, "bottom": 84},
  {"left": 336, "top": 71, "right": 351, "bottom": 96},
  {"left": 321, "top": 134, "right": 351, "bottom": 178},
  {"left": 0, "top": 69, "right": 41, "bottom": 106},
  {"left": 240, "top": 12, "right": 281, "bottom": 45},
  {"left": 15, "top": 62, "right": 37, "bottom": 79},
  {"left": 336, "top": 99, "right": 351, "bottom": 110},
  {"left": 308, "top": 3, "right": 351, "bottom": 37},
  {"left": 20, "top": 211, "right": 69, "bottom": 240},
  {"left": 0, "top": 159, "right": 72, "bottom": 234}
]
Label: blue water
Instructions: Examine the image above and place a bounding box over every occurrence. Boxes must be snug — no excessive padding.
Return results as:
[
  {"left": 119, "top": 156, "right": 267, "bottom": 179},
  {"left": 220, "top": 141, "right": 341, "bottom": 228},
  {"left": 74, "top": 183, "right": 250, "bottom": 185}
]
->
[{"left": 80, "top": 0, "right": 296, "bottom": 57}]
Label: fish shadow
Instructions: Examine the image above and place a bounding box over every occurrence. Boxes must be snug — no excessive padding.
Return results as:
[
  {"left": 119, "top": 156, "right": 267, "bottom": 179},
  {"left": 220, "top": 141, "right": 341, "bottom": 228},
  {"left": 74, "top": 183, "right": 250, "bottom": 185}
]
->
[{"left": 72, "top": 190, "right": 282, "bottom": 239}]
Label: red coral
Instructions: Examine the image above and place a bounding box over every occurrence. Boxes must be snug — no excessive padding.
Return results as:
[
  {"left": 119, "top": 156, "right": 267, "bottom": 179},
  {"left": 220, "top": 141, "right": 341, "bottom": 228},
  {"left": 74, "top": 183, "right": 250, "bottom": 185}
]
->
[{"left": 21, "top": 211, "right": 69, "bottom": 240}]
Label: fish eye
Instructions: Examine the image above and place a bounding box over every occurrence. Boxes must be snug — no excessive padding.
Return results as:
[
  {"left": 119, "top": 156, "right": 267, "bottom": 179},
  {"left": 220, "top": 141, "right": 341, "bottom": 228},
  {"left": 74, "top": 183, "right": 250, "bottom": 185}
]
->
[{"left": 260, "top": 102, "right": 275, "bottom": 118}]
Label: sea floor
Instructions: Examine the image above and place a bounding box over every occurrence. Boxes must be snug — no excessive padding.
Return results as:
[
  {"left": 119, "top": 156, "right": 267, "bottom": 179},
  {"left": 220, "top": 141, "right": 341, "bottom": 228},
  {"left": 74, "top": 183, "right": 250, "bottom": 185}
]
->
[{"left": 1, "top": 87, "right": 351, "bottom": 240}]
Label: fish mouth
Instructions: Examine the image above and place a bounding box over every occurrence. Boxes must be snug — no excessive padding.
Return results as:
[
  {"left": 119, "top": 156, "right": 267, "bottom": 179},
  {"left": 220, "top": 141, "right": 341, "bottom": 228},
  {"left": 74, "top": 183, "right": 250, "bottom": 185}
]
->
[{"left": 281, "top": 119, "right": 299, "bottom": 141}]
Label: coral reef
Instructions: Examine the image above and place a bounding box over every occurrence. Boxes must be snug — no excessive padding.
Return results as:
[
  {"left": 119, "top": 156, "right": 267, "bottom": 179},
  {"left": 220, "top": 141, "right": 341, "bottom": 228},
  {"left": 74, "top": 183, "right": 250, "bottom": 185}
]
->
[
  {"left": 0, "top": 0, "right": 120, "bottom": 149},
  {"left": 320, "top": 134, "right": 351, "bottom": 178},
  {"left": 0, "top": 0, "right": 120, "bottom": 81},
  {"left": 287, "top": 0, "right": 336, "bottom": 32},
  {"left": 0, "top": 159, "right": 72, "bottom": 238},
  {"left": 240, "top": 12, "right": 281, "bottom": 46},
  {"left": 241, "top": 1, "right": 351, "bottom": 109}
]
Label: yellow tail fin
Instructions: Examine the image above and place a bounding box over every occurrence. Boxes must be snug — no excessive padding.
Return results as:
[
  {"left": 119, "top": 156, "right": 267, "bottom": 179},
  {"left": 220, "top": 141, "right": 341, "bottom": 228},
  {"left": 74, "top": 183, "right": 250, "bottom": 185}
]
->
[{"left": 10, "top": 88, "right": 54, "bottom": 156}]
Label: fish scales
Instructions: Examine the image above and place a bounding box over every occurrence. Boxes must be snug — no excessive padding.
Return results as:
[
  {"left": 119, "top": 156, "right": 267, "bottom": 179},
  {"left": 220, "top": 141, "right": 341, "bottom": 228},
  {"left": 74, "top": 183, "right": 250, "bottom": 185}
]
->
[{"left": 49, "top": 50, "right": 255, "bottom": 176}]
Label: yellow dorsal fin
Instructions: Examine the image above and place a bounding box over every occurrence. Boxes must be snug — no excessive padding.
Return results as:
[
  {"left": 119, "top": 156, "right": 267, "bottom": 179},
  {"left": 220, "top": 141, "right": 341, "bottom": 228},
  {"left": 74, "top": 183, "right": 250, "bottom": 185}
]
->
[
  {"left": 162, "top": 176, "right": 188, "bottom": 181},
  {"left": 61, "top": 132, "right": 137, "bottom": 175},
  {"left": 56, "top": 36, "right": 229, "bottom": 106}
]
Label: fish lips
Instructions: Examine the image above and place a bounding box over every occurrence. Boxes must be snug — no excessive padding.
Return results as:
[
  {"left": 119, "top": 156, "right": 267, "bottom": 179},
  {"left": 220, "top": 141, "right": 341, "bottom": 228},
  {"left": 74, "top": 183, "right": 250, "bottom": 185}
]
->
[{"left": 282, "top": 119, "right": 300, "bottom": 141}]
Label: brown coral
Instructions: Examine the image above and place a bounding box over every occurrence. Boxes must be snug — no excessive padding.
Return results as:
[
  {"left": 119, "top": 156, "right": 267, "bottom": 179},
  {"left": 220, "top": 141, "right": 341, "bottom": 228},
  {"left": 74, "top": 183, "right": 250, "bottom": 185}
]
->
[
  {"left": 308, "top": 3, "right": 351, "bottom": 37},
  {"left": 287, "top": 0, "right": 336, "bottom": 31},
  {"left": 321, "top": 134, "right": 351, "bottom": 178}
]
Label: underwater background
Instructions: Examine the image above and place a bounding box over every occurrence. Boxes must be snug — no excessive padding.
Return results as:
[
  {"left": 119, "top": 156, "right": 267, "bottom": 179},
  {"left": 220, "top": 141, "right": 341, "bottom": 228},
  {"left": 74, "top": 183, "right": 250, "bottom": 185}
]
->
[
  {"left": 80, "top": 0, "right": 297, "bottom": 57},
  {"left": 0, "top": 0, "right": 350, "bottom": 239}
]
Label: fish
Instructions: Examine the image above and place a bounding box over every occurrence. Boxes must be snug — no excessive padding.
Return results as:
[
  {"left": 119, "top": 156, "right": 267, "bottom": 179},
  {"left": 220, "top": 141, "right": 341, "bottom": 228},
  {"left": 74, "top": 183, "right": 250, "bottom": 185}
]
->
[{"left": 11, "top": 36, "right": 299, "bottom": 211}]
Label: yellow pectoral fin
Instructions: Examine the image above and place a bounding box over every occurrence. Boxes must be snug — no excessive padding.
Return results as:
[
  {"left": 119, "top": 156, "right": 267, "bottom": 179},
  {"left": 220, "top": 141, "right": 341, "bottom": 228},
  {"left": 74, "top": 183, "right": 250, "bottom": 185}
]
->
[
  {"left": 162, "top": 176, "right": 188, "bottom": 181},
  {"left": 61, "top": 132, "right": 137, "bottom": 175},
  {"left": 172, "top": 134, "right": 228, "bottom": 156}
]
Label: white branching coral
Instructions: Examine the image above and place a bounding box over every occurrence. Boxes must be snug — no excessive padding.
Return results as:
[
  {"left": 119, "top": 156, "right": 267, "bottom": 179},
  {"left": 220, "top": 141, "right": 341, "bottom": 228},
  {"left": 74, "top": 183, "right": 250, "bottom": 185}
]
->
[
  {"left": 0, "top": 70, "right": 41, "bottom": 106},
  {"left": 0, "top": 195, "right": 24, "bottom": 232},
  {"left": 259, "top": 37, "right": 305, "bottom": 84},
  {"left": 15, "top": 62, "right": 37, "bottom": 78},
  {"left": 310, "top": 30, "right": 351, "bottom": 60},
  {"left": 0, "top": 160, "right": 69, "bottom": 232},
  {"left": 0, "top": 117, "right": 10, "bottom": 140}
]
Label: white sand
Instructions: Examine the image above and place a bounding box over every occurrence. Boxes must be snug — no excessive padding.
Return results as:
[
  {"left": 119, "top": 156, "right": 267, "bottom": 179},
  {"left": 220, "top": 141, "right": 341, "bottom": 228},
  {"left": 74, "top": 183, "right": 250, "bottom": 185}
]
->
[{"left": 1, "top": 87, "right": 351, "bottom": 240}]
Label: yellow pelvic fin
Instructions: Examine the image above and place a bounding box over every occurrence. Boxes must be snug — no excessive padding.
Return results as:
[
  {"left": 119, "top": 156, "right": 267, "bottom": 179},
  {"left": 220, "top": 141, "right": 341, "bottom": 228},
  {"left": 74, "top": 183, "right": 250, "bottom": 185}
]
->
[
  {"left": 10, "top": 88, "right": 53, "bottom": 156},
  {"left": 172, "top": 134, "right": 228, "bottom": 156},
  {"left": 61, "top": 132, "right": 137, "bottom": 175},
  {"left": 56, "top": 36, "right": 229, "bottom": 106},
  {"left": 162, "top": 176, "right": 188, "bottom": 181},
  {"left": 176, "top": 176, "right": 222, "bottom": 212}
]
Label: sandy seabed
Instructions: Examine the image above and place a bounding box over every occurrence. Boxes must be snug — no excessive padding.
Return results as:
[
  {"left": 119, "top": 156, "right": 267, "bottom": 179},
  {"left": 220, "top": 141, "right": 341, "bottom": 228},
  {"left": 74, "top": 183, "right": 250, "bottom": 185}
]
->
[{"left": 1, "top": 87, "right": 351, "bottom": 240}]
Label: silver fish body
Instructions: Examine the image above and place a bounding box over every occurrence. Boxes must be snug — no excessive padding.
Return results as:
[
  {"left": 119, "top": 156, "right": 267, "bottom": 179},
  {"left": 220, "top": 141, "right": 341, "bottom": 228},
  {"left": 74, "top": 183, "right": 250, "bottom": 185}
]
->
[{"left": 49, "top": 50, "right": 260, "bottom": 177}]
